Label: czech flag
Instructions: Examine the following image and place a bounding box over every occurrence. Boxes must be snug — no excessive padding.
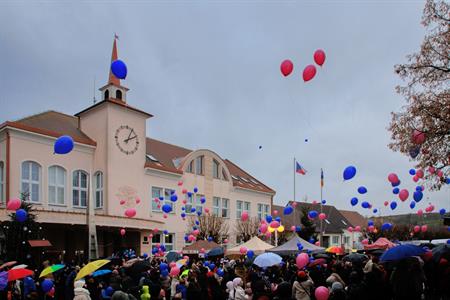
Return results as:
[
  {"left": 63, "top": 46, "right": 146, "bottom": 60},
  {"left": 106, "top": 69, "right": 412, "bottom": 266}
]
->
[{"left": 296, "top": 162, "right": 307, "bottom": 175}]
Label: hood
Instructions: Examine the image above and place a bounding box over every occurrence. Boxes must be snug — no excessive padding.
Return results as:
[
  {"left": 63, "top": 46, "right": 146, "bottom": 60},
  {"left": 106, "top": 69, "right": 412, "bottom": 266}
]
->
[{"left": 74, "top": 287, "right": 90, "bottom": 296}]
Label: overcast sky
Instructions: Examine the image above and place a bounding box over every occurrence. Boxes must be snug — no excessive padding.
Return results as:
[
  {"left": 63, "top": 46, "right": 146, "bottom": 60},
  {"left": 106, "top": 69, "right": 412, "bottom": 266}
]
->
[{"left": 0, "top": 0, "right": 448, "bottom": 217}]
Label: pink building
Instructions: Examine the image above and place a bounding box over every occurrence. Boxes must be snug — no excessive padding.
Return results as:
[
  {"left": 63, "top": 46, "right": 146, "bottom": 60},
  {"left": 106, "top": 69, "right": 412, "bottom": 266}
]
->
[{"left": 0, "top": 39, "right": 275, "bottom": 261}]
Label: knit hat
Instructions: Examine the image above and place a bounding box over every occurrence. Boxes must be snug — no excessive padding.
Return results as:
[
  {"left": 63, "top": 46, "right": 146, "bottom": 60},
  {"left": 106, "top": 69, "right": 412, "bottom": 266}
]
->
[
  {"left": 232, "top": 277, "right": 243, "bottom": 287},
  {"left": 74, "top": 280, "right": 85, "bottom": 289},
  {"left": 331, "top": 282, "right": 343, "bottom": 292},
  {"left": 297, "top": 271, "right": 306, "bottom": 279}
]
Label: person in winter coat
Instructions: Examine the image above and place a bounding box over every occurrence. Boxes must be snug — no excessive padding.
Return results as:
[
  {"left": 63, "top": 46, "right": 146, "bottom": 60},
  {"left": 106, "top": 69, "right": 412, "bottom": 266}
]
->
[
  {"left": 232, "top": 277, "right": 248, "bottom": 300},
  {"left": 292, "top": 271, "right": 314, "bottom": 300},
  {"left": 226, "top": 281, "right": 234, "bottom": 300},
  {"left": 111, "top": 291, "right": 137, "bottom": 300},
  {"left": 74, "top": 280, "right": 92, "bottom": 300}
]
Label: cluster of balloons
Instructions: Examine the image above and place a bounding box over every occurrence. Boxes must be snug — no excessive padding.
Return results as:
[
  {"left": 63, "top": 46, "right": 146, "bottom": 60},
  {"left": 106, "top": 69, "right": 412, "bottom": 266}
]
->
[
  {"left": 7, "top": 198, "right": 28, "bottom": 222},
  {"left": 280, "top": 49, "right": 326, "bottom": 82},
  {"left": 54, "top": 135, "right": 74, "bottom": 155}
]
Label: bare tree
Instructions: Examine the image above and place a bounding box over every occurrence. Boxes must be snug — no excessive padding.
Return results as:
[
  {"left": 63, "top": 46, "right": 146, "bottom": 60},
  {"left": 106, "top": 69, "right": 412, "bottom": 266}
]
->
[
  {"left": 234, "top": 217, "right": 260, "bottom": 243},
  {"left": 187, "top": 214, "right": 229, "bottom": 243},
  {"left": 389, "top": 0, "right": 449, "bottom": 190}
]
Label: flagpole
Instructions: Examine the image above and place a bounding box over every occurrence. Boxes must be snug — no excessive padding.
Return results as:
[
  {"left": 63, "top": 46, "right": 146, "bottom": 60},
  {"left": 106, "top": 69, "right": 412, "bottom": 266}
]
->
[{"left": 294, "top": 157, "right": 296, "bottom": 203}]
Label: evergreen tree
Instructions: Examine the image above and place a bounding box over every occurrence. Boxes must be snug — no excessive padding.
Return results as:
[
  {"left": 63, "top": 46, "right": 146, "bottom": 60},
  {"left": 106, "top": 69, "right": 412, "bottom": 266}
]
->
[
  {"left": 4, "top": 192, "right": 42, "bottom": 263},
  {"left": 298, "top": 206, "right": 317, "bottom": 242}
]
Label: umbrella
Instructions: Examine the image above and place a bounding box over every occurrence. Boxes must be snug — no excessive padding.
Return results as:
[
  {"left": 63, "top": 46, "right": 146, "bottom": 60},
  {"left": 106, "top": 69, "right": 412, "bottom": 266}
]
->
[
  {"left": 92, "top": 269, "right": 112, "bottom": 277},
  {"left": 176, "top": 259, "right": 188, "bottom": 268},
  {"left": 253, "top": 253, "right": 282, "bottom": 268},
  {"left": 125, "top": 260, "right": 151, "bottom": 275},
  {"left": 308, "top": 258, "right": 326, "bottom": 267},
  {"left": 165, "top": 251, "right": 181, "bottom": 263},
  {"left": 11, "top": 264, "right": 28, "bottom": 270},
  {"left": 0, "top": 261, "right": 17, "bottom": 270},
  {"left": 343, "top": 253, "right": 368, "bottom": 264},
  {"left": 39, "top": 264, "right": 65, "bottom": 278},
  {"left": 369, "top": 249, "right": 386, "bottom": 256},
  {"left": 431, "top": 244, "right": 450, "bottom": 263},
  {"left": 380, "top": 245, "right": 426, "bottom": 262},
  {"left": 75, "top": 260, "right": 110, "bottom": 281},
  {"left": 206, "top": 247, "right": 224, "bottom": 257},
  {"left": 326, "top": 246, "right": 344, "bottom": 255},
  {"left": 122, "top": 258, "right": 140, "bottom": 268},
  {"left": 0, "top": 272, "right": 7, "bottom": 291},
  {"left": 313, "top": 253, "right": 330, "bottom": 259},
  {"left": 8, "top": 269, "right": 34, "bottom": 281}
]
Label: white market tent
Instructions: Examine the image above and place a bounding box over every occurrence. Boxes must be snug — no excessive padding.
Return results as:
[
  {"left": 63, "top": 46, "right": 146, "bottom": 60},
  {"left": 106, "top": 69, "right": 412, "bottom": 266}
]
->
[
  {"left": 267, "top": 234, "right": 324, "bottom": 255},
  {"left": 226, "top": 236, "right": 274, "bottom": 256}
]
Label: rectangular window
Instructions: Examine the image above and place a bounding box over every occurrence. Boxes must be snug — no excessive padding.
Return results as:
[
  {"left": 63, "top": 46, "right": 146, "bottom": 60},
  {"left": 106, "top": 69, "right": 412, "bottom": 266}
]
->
[
  {"left": 195, "top": 156, "right": 203, "bottom": 175},
  {"left": 0, "top": 162, "right": 4, "bottom": 204},
  {"left": 151, "top": 233, "right": 174, "bottom": 251},
  {"left": 48, "top": 166, "right": 66, "bottom": 205},
  {"left": 151, "top": 187, "right": 162, "bottom": 211},
  {"left": 21, "top": 161, "right": 41, "bottom": 202},
  {"left": 213, "top": 197, "right": 220, "bottom": 216},
  {"left": 332, "top": 236, "right": 339, "bottom": 245},
  {"left": 186, "top": 194, "right": 203, "bottom": 214},
  {"left": 236, "top": 200, "right": 250, "bottom": 219},
  {"left": 187, "top": 160, "right": 194, "bottom": 173},
  {"left": 151, "top": 187, "right": 175, "bottom": 213},
  {"left": 344, "top": 236, "right": 350, "bottom": 245},
  {"left": 73, "top": 171, "right": 88, "bottom": 207},
  {"left": 94, "top": 172, "right": 103, "bottom": 208},
  {"left": 222, "top": 198, "right": 229, "bottom": 218},
  {"left": 257, "top": 204, "right": 263, "bottom": 220},
  {"left": 213, "top": 160, "right": 220, "bottom": 179},
  {"left": 212, "top": 197, "right": 229, "bottom": 218}
]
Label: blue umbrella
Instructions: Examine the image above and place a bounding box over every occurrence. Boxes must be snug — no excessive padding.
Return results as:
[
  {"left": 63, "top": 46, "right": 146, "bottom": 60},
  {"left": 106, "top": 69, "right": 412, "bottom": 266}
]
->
[
  {"left": 380, "top": 245, "right": 426, "bottom": 262},
  {"left": 253, "top": 253, "right": 283, "bottom": 268},
  {"left": 206, "top": 247, "right": 224, "bottom": 257},
  {"left": 92, "top": 269, "right": 112, "bottom": 277},
  {"left": 0, "top": 272, "right": 7, "bottom": 291}
]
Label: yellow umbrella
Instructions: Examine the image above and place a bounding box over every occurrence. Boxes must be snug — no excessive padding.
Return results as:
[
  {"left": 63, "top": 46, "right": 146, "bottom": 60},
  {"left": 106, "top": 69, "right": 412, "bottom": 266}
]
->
[
  {"left": 39, "top": 264, "right": 65, "bottom": 278},
  {"left": 75, "top": 260, "right": 110, "bottom": 281}
]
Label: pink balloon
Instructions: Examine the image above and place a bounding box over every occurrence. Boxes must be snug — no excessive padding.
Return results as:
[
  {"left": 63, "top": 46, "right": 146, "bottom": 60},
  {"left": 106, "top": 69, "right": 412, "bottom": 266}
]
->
[
  {"left": 368, "top": 225, "right": 374, "bottom": 232},
  {"left": 188, "top": 235, "right": 195, "bottom": 242},
  {"left": 399, "top": 189, "right": 409, "bottom": 201},
  {"left": 362, "top": 239, "right": 369, "bottom": 245},
  {"left": 273, "top": 210, "right": 278, "bottom": 216},
  {"left": 384, "top": 201, "right": 389, "bottom": 207},
  {"left": 153, "top": 228, "right": 159, "bottom": 233},
  {"left": 291, "top": 202, "right": 298, "bottom": 207},
  {"left": 223, "top": 239, "right": 228, "bottom": 244},
  {"left": 270, "top": 221, "right": 280, "bottom": 228},
  {"left": 169, "top": 262, "right": 176, "bottom": 268},
  {"left": 291, "top": 225, "right": 296, "bottom": 232},
  {"left": 314, "top": 49, "right": 326, "bottom": 66},
  {"left": 120, "top": 228, "right": 126, "bottom": 236},
  {"left": 241, "top": 211, "right": 249, "bottom": 222},
  {"left": 412, "top": 130, "right": 426, "bottom": 144},
  {"left": 182, "top": 199, "right": 187, "bottom": 205},
  {"left": 416, "top": 170, "right": 424, "bottom": 178},
  {"left": 125, "top": 208, "right": 137, "bottom": 218},
  {"left": 170, "top": 267, "right": 180, "bottom": 277},
  {"left": 135, "top": 198, "right": 141, "bottom": 204},
  {"left": 163, "top": 214, "right": 168, "bottom": 219},
  {"left": 177, "top": 181, "right": 183, "bottom": 186},
  {"left": 265, "top": 231, "right": 271, "bottom": 238},
  {"left": 240, "top": 247, "right": 248, "bottom": 254},
  {"left": 428, "top": 166, "right": 435, "bottom": 174},
  {"left": 437, "top": 170, "right": 444, "bottom": 177},
  {"left": 417, "top": 209, "right": 423, "bottom": 216},
  {"left": 413, "top": 225, "right": 420, "bottom": 233},
  {"left": 120, "top": 199, "right": 126, "bottom": 205},
  {"left": 421, "top": 225, "right": 428, "bottom": 232},
  {"left": 347, "top": 226, "right": 353, "bottom": 233},
  {"left": 193, "top": 229, "right": 200, "bottom": 236},
  {"left": 154, "top": 198, "right": 159, "bottom": 203},
  {"left": 182, "top": 189, "right": 188, "bottom": 194},
  {"left": 204, "top": 207, "right": 210, "bottom": 213},
  {"left": 296, "top": 253, "right": 309, "bottom": 269},
  {"left": 413, "top": 175, "right": 419, "bottom": 182},
  {"left": 315, "top": 241, "right": 320, "bottom": 246},
  {"left": 303, "top": 65, "right": 317, "bottom": 82},
  {"left": 157, "top": 205, "right": 161, "bottom": 209},
  {"left": 260, "top": 224, "right": 268, "bottom": 233},
  {"left": 200, "top": 248, "right": 205, "bottom": 254},
  {"left": 388, "top": 173, "right": 399, "bottom": 183},
  {"left": 6, "top": 199, "right": 21, "bottom": 211},
  {"left": 149, "top": 234, "right": 153, "bottom": 238},
  {"left": 355, "top": 226, "right": 361, "bottom": 232},
  {"left": 280, "top": 59, "right": 294, "bottom": 77},
  {"left": 312, "top": 200, "right": 318, "bottom": 204},
  {"left": 319, "top": 213, "right": 326, "bottom": 220}
]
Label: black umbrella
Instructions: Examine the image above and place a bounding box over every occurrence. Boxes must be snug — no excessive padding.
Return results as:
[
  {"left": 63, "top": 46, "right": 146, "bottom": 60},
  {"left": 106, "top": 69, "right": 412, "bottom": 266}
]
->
[
  {"left": 125, "top": 260, "right": 152, "bottom": 275},
  {"left": 343, "top": 253, "right": 368, "bottom": 264},
  {"left": 206, "top": 247, "right": 224, "bottom": 258},
  {"left": 313, "top": 253, "right": 330, "bottom": 259},
  {"left": 431, "top": 244, "right": 450, "bottom": 263}
]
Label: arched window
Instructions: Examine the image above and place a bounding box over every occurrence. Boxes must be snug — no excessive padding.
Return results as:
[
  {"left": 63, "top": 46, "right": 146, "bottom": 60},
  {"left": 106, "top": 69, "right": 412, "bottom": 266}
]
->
[
  {"left": 94, "top": 171, "right": 103, "bottom": 208},
  {"left": 73, "top": 170, "right": 88, "bottom": 207},
  {"left": 0, "top": 161, "right": 4, "bottom": 204},
  {"left": 116, "top": 90, "right": 122, "bottom": 100},
  {"left": 48, "top": 166, "right": 66, "bottom": 205},
  {"left": 21, "top": 161, "right": 41, "bottom": 202},
  {"left": 213, "top": 159, "right": 220, "bottom": 179},
  {"left": 104, "top": 90, "right": 109, "bottom": 100}
]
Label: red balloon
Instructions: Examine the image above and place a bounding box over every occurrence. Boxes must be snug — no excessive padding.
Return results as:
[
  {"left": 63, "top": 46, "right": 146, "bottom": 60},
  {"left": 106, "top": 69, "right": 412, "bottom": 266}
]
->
[
  {"left": 384, "top": 201, "right": 389, "bottom": 207},
  {"left": 416, "top": 169, "right": 424, "bottom": 178},
  {"left": 413, "top": 225, "right": 420, "bottom": 233},
  {"left": 280, "top": 59, "right": 294, "bottom": 77},
  {"left": 313, "top": 49, "right": 326, "bottom": 66},
  {"left": 412, "top": 130, "right": 426, "bottom": 144},
  {"left": 413, "top": 175, "right": 419, "bottom": 182},
  {"left": 303, "top": 65, "right": 317, "bottom": 82},
  {"left": 388, "top": 173, "right": 399, "bottom": 183},
  {"left": 399, "top": 189, "right": 409, "bottom": 202}
]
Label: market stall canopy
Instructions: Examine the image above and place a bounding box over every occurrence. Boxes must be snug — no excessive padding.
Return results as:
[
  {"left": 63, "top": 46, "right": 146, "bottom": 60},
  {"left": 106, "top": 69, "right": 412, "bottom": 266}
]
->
[
  {"left": 226, "top": 236, "right": 274, "bottom": 256},
  {"left": 364, "top": 238, "right": 396, "bottom": 250},
  {"left": 267, "top": 235, "right": 324, "bottom": 255},
  {"left": 28, "top": 240, "right": 52, "bottom": 247},
  {"left": 182, "top": 240, "right": 220, "bottom": 254}
]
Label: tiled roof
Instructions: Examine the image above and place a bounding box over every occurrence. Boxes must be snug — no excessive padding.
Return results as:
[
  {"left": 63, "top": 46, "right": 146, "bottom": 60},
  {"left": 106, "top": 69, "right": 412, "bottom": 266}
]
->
[
  {"left": 75, "top": 99, "right": 152, "bottom": 118},
  {"left": 273, "top": 201, "right": 352, "bottom": 234},
  {"left": 0, "top": 111, "right": 97, "bottom": 146},
  {"left": 339, "top": 210, "right": 367, "bottom": 228},
  {"left": 145, "top": 138, "right": 275, "bottom": 194}
]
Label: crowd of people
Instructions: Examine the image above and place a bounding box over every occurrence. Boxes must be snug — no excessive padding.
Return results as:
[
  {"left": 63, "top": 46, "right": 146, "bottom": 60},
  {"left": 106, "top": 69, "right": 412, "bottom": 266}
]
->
[{"left": 1, "top": 249, "right": 449, "bottom": 300}]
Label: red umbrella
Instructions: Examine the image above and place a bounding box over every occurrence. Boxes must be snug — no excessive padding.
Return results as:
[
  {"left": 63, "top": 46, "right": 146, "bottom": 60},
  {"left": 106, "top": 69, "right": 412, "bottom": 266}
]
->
[{"left": 8, "top": 269, "right": 33, "bottom": 281}]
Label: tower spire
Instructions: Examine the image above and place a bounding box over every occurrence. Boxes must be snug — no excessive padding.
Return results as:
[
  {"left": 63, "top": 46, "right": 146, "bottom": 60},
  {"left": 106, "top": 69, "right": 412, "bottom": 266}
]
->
[{"left": 108, "top": 35, "right": 120, "bottom": 86}]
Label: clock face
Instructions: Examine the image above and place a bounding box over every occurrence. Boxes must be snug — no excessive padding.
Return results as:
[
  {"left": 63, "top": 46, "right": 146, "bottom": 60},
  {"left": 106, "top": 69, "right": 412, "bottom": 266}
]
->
[{"left": 115, "top": 125, "right": 139, "bottom": 155}]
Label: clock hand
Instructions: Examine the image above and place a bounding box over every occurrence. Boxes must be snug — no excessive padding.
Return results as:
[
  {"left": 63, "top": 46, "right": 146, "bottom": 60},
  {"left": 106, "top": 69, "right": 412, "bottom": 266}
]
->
[{"left": 124, "top": 130, "right": 133, "bottom": 144}]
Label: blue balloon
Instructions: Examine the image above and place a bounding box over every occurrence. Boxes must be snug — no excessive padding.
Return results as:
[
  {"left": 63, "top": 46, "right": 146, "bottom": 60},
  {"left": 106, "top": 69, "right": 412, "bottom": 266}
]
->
[
  {"left": 308, "top": 210, "right": 318, "bottom": 218},
  {"left": 413, "top": 191, "right": 423, "bottom": 202},
  {"left": 296, "top": 226, "right": 302, "bottom": 232},
  {"left": 283, "top": 206, "right": 293, "bottom": 215},
  {"left": 358, "top": 186, "right": 367, "bottom": 194},
  {"left": 160, "top": 262, "right": 168, "bottom": 271},
  {"left": 204, "top": 261, "right": 210, "bottom": 267},
  {"left": 266, "top": 215, "right": 273, "bottom": 223},
  {"left": 152, "top": 247, "right": 158, "bottom": 254},
  {"left": 373, "top": 209, "right": 378, "bottom": 214},
  {"left": 445, "top": 178, "right": 450, "bottom": 184},
  {"left": 381, "top": 223, "right": 392, "bottom": 231},
  {"left": 187, "top": 192, "right": 193, "bottom": 198},
  {"left": 390, "top": 201, "right": 397, "bottom": 210},
  {"left": 439, "top": 208, "right": 446, "bottom": 215},
  {"left": 447, "top": 239, "right": 450, "bottom": 244},
  {"left": 409, "top": 201, "right": 416, "bottom": 209},
  {"left": 392, "top": 180, "right": 401, "bottom": 187},
  {"left": 368, "top": 220, "right": 374, "bottom": 226},
  {"left": 170, "top": 195, "right": 178, "bottom": 202},
  {"left": 275, "top": 217, "right": 281, "bottom": 222},
  {"left": 161, "top": 269, "right": 169, "bottom": 277},
  {"left": 209, "top": 263, "right": 215, "bottom": 270},
  {"left": 54, "top": 135, "right": 74, "bottom": 154},
  {"left": 409, "top": 169, "right": 416, "bottom": 175},
  {"left": 15, "top": 209, "right": 27, "bottom": 222},
  {"left": 197, "top": 211, "right": 202, "bottom": 216},
  {"left": 415, "top": 186, "right": 422, "bottom": 192},
  {"left": 393, "top": 188, "right": 399, "bottom": 194},
  {"left": 200, "top": 197, "right": 206, "bottom": 204},
  {"left": 195, "top": 221, "right": 199, "bottom": 225},
  {"left": 111, "top": 59, "right": 127, "bottom": 79},
  {"left": 161, "top": 204, "right": 172, "bottom": 214},
  {"left": 193, "top": 187, "right": 199, "bottom": 193},
  {"left": 184, "top": 236, "right": 189, "bottom": 242},
  {"left": 216, "top": 268, "right": 224, "bottom": 277},
  {"left": 247, "top": 250, "right": 255, "bottom": 259},
  {"left": 41, "top": 279, "right": 53, "bottom": 293},
  {"left": 159, "top": 196, "right": 164, "bottom": 201},
  {"left": 361, "top": 201, "right": 370, "bottom": 209},
  {"left": 343, "top": 166, "right": 357, "bottom": 181},
  {"left": 350, "top": 197, "right": 358, "bottom": 206},
  {"left": 181, "top": 207, "right": 185, "bottom": 211},
  {"left": 308, "top": 238, "right": 315, "bottom": 244},
  {"left": 321, "top": 200, "right": 326, "bottom": 205},
  {"left": 207, "top": 237, "right": 213, "bottom": 242},
  {"left": 143, "top": 253, "right": 148, "bottom": 258},
  {"left": 163, "top": 230, "right": 168, "bottom": 234},
  {"left": 190, "top": 207, "right": 196, "bottom": 213},
  {"left": 170, "top": 190, "right": 175, "bottom": 195},
  {"left": 160, "top": 245, "right": 166, "bottom": 252},
  {"left": 297, "top": 243, "right": 303, "bottom": 251}
]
